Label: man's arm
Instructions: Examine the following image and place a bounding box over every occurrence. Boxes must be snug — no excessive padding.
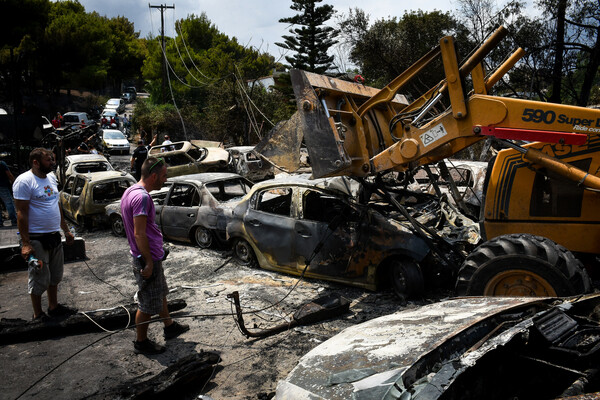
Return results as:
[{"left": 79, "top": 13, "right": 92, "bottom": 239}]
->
[
  {"left": 5, "top": 168, "right": 14, "bottom": 184},
  {"left": 133, "top": 214, "right": 154, "bottom": 278},
  {"left": 15, "top": 199, "right": 32, "bottom": 259},
  {"left": 59, "top": 204, "right": 74, "bottom": 245},
  {"left": 149, "top": 134, "right": 157, "bottom": 147}
]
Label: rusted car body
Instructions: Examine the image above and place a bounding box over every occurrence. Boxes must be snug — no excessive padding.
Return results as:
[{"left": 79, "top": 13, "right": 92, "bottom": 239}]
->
[
  {"left": 148, "top": 141, "right": 230, "bottom": 178},
  {"left": 56, "top": 154, "right": 114, "bottom": 186},
  {"left": 60, "top": 171, "right": 136, "bottom": 227},
  {"left": 226, "top": 175, "right": 430, "bottom": 291},
  {"left": 277, "top": 294, "right": 600, "bottom": 400},
  {"left": 226, "top": 146, "right": 275, "bottom": 182},
  {"left": 105, "top": 173, "right": 252, "bottom": 247}
]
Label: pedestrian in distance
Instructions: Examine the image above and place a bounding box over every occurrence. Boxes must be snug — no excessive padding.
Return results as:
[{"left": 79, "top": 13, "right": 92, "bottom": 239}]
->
[
  {"left": 13, "top": 148, "right": 76, "bottom": 320},
  {"left": 161, "top": 135, "right": 174, "bottom": 152},
  {"left": 120, "top": 156, "right": 189, "bottom": 354},
  {"left": 0, "top": 159, "right": 16, "bottom": 226},
  {"left": 131, "top": 134, "right": 157, "bottom": 181}
]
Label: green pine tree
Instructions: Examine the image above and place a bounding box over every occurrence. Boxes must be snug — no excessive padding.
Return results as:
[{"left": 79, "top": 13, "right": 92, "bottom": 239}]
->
[{"left": 276, "top": 0, "right": 338, "bottom": 73}]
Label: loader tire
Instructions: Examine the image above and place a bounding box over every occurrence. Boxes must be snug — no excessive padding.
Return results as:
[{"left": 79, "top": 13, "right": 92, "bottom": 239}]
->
[{"left": 456, "top": 233, "right": 591, "bottom": 297}]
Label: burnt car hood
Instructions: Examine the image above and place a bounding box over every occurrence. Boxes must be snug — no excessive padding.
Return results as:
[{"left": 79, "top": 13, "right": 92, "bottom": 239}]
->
[{"left": 276, "top": 295, "right": 600, "bottom": 400}]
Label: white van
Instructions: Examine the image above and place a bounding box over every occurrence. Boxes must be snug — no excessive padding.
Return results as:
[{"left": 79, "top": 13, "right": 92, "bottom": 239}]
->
[{"left": 63, "top": 112, "right": 92, "bottom": 127}]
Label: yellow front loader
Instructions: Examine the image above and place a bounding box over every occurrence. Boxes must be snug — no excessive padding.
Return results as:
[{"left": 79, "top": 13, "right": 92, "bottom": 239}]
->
[{"left": 257, "top": 26, "right": 600, "bottom": 297}]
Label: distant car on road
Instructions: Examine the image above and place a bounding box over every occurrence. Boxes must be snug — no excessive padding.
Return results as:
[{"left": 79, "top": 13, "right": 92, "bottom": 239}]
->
[
  {"left": 123, "top": 86, "right": 137, "bottom": 101},
  {"left": 226, "top": 175, "right": 430, "bottom": 293},
  {"left": 105, "top": 172, "right": 252, "bottom": 247},
  {"left": 148, "top": 141, "right": 231, "bottom": 178},
  {"left": 63, "top": 112, "right": 92, "bottom": 127},
  {"left": 121, "top": 92, "right": 134, "bottom": 104},
  {"left": 104, "top": 98, "right": 125, "bottom": 114},
  {"left": 101, "top": 129, "right": 130, "bottom": 154},
  {"left": 60, "top": 170, "right": 136, "bottom": 228}
]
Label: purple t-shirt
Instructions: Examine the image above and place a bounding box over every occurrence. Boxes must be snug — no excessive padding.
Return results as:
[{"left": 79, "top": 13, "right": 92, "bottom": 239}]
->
[{"left": 120, "top": 184, "right": 164, "bottom": 260}]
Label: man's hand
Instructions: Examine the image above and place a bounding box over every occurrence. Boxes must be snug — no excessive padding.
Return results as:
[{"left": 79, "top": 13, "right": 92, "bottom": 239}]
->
[
  {"left": 21, "top": 243, "right": 34, "bottom": 260},
  {"left": 65, "top": 231, "right": 75, "bottom": 246},
  {"left": 141, "top": 262, "right": 154, "bottom": 279}
]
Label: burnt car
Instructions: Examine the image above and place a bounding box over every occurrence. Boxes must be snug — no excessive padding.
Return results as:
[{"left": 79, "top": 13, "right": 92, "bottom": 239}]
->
[
  {"left": 277, "top": 294, "right": 600, "bottom": 400},
  {"left": 413, "top": 159, "right": 487, "bottom": 214},
  {"left": 226, "top": 175, "right": 430, "bottom": 292},
  {"left": 148, "top": 141, "right": 230, "bottom": 178},
  {"left": 105, "top": 173, "right": 252, "bottom": 247},
  {"left": 227, "top": 146, "right": 274, "bottom": 182},
  {"left": 60, "top": 171, "right": 136, "bottom": 228},
  {"left": 56, "top": 154, "right": 114, "bottom": 186}
]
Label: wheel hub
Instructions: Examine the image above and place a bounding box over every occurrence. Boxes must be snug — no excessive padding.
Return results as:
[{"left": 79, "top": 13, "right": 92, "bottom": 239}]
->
[{"left": 484, "top": 269, "right": 557, "bottom": 297}]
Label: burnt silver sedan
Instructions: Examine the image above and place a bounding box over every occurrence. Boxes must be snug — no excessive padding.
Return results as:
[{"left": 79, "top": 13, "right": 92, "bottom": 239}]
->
[
  {"left": 226, "top": 175, "right": 430, "bottom": 293},
  {"left": 106, "top": 172, "right": 252, "bottom": 248}
]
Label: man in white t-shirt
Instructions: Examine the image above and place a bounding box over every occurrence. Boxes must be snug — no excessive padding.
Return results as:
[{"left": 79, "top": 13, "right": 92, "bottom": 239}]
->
[
  {"left": 13, "top": 148, "right": 75, "bottom": 320},
  {"left": 161, "top": 135, "right": 174, "bottom": 152}
]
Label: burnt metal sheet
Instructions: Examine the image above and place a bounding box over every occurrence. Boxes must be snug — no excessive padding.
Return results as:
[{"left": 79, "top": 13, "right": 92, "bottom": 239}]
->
[{"left": 276, "top": 297, "right": 537, "bottom": 400}]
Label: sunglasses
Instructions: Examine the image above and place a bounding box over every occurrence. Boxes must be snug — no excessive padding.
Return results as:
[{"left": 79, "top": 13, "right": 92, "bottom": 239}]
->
[{"left": 148, "top": 157, "right": 165, "bottom": 173}]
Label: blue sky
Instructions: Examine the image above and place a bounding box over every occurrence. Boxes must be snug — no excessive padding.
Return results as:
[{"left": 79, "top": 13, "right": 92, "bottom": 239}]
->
[{"left": 76, "top": 0, "right": 484, "bottom": 55}]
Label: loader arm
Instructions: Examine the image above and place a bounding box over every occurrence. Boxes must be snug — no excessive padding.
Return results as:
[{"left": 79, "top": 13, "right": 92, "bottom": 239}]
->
[{"left": 257, "top": 26, "right": 600, "bottom": 185}]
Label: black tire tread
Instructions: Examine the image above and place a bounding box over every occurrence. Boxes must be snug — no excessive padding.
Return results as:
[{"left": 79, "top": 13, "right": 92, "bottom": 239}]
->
[{"left": 456, "top": 233, "right": 591, "bottom": 296}]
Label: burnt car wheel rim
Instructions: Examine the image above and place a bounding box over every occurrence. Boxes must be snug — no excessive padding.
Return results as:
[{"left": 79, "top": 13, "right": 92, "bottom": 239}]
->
[
  {"left": 194, "top": 227, "right": 213, "bottom": 248},
  {"left": 234, "top": 239, "right": 255, "bottom": 265},
  {"left": 112, "top": 216, "right": 125, "bottom": 237}
]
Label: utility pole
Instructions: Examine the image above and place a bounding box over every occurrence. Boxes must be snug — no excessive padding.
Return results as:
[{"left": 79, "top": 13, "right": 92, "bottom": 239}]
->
[{"left": 149, "top": 3, "right": 174, "bottom": 104}]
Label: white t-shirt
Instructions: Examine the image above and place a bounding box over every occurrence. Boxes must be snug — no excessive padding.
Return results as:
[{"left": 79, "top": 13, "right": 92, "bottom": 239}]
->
[
  {"left": 13, "top": 171, "right": 61, "bottom": 233},
  {"left": 161, "top": 139, "right": 173, "bottom": 152}
]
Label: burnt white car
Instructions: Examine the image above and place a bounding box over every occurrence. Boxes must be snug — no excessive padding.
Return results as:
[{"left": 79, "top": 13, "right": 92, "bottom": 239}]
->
[
  {"left": 105, "top": 172, "right": 252, "bottom": 247},
  {"left": 277, "top": 294, "right": 600, "bottom": 400},
  {"left": 148, "top": 141, "right": 231, "bottom": 178},
  {"left": 56, "top": 154, "right": 114, "bottom": 185},
  {"left": 227, "top": 146, "right": 274, "bottom": 182}
]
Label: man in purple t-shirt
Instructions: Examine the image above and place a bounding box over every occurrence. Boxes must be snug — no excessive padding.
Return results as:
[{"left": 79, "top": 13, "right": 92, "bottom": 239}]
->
[{"left": 120, "top": 156, "right": 189, "bottom": 354}]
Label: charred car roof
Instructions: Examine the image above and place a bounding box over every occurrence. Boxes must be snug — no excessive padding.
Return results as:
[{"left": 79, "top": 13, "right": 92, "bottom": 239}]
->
[{"left": 277, "top": 294, "right": 600, "bottom": 400}]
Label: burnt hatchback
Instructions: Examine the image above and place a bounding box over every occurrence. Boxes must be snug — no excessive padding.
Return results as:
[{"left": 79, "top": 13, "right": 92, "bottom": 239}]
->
[
  {"left": 60, "top": 171, "right": 136, "bottom": 228},
  {"left": 226, "top": 175, "right": 430, "bottom": 292}
]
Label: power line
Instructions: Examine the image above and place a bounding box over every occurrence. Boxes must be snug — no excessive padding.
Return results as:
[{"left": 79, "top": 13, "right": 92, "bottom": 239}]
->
[{"left": 149, "top": 3, "right": 175, "bottom": 103}]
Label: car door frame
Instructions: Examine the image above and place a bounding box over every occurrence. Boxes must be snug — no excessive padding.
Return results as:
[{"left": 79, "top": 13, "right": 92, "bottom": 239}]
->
[
  {"left": 242, "top": 185, "right": 297, "bottom": 271},
  {"left": 293, "top": 187, "right": 361, "bottom": 277},
  {"left": 160, "top": 182, "right": 201, "bottom": 241}
]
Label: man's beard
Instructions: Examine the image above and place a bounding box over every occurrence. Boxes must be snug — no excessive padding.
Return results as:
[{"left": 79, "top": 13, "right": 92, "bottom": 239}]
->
[{"left": 39, "top": 164, "right": 55, "bottom": 174}]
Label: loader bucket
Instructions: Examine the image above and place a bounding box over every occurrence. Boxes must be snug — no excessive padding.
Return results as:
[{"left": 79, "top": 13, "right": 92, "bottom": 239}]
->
[
  {"left": 256, "top": 70, "right": 352, "bottom": 177},
  {"left": 255, "top": 112, "right": 304, "bottom": 173}
]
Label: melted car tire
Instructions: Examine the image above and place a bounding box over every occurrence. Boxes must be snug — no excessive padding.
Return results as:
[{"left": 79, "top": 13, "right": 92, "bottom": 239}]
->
[
  {"left": 194, "top": 227, "right": 213, "bottom": 249},
  {"left": 233, "top": 238, "right": 258, "bottom": 268},
  {"left": 387, "top": 259, "right": 424, "bottom": 300},
  {"left": 456, "top": 233, "right": 591, "bottom": 297},
  {"left": 111, "top": 215, "right": 126, "bottom": 237}
]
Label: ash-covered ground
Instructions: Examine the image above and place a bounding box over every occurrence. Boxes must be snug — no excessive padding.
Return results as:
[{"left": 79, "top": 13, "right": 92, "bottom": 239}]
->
[{"left": 1, "top": 228, "right": 450, "bottom": 400}]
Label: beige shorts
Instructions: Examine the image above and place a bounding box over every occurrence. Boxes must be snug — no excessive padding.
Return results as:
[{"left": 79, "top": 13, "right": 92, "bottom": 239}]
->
[{"left": 28, "top": 237, "right": 64, "bottom": 296}]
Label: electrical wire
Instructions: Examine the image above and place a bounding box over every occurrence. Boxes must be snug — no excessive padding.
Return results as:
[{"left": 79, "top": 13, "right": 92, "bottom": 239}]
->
[
  {"left": 161, "top": 42, "right": 188, "bottom": 139},
  {"left": 234, "top": 64, "right": 275, "bottom": 127},
  {"left": 79, "top": 305, "right": 132, "bottom": 333},
  {"left": 83, "top": 259, "right": 129, "bottom": 299},
  {"left": 174, "top": 19, "right": 213, "bottom": 81}
]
